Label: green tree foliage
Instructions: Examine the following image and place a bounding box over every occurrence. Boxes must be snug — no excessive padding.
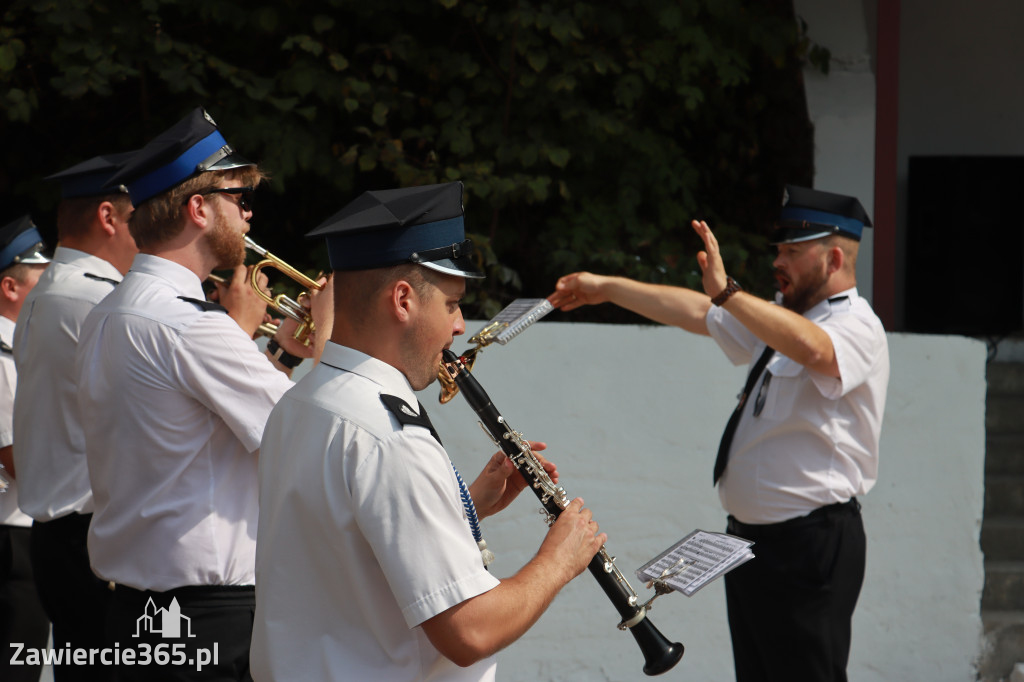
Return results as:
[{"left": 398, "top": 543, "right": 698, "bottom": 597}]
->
[{"left": 0, "top": 0, "right": 817, "bottom": 322}]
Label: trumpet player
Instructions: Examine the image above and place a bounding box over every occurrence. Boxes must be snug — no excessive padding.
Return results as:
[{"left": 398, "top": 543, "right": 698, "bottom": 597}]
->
[
  {"left": 72, "top": 108, "right": 330, "bottom": 682},
  {"left": 251, "top": 182, "right": 605, "bottom": 682},
  {"left": 550, "top": 186, "right": 890, "bottom": 682}
]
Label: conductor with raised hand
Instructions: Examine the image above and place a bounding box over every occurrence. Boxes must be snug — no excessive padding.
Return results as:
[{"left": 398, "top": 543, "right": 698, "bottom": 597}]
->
[
  {"left": 251, "top": 181, "right": 605, "bottom": 682},
  {"left": 550, "top": 186, "right": 890, "bottom": 682}
]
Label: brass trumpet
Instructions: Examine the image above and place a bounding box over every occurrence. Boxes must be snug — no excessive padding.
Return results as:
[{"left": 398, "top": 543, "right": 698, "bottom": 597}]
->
[
  {"left": 205, "top": 271, "right": 280, "bottom": 338},
  {"left": 244, "top": 236, "right": 324, "bottom": 346}
]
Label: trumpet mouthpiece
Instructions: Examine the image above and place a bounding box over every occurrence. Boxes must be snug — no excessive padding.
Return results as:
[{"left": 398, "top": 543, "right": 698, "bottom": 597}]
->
[{"left": 244, "top": 236, "right": 268, "bottom": 256}]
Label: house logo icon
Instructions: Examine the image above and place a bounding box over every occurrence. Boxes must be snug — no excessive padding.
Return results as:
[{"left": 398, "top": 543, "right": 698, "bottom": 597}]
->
[{"left": 133, "top": 596, "right": 196, "bottom": 639}]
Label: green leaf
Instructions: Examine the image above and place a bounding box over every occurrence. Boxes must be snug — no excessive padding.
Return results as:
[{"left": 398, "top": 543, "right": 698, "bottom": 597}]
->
[
  {"left": 312, "top": 15, "right": 335, "bottom": 34},
  {"left": 372, "top": 101, "right": 389, "bottom": 127},
  {"left": 547, "top": 147, "right": 570, "bottom": 168},
  {"left": 526, "top": 51, "right": 548, "bottom": 72},
  {"left": 328, "top": 53, "right": 349, "bottom": 72},
  {"left": 0, "top": 44, "right": 16, "bottom": 72}
]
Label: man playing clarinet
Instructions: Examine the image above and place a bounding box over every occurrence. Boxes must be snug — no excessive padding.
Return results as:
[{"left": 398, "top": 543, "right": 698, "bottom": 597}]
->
[{"left": 251, "top": 181, "right": 605, "bottom": 681}]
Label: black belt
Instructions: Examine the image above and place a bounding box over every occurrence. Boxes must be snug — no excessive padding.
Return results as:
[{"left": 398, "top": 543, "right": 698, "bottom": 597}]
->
[
  {"left": 727, "top": 498, "right": 860, "bottom": 537},
  {"left": 110, "top": 582, "right": 254, "bottom": 606}
]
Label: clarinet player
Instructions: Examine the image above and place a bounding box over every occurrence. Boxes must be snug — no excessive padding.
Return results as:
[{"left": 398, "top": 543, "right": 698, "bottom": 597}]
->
[
  {"left": 251, "top": 181, "right": 606, "bottom": 681},
  {"left": 550, "top": 186, "right": 890, "bottom": 682}
]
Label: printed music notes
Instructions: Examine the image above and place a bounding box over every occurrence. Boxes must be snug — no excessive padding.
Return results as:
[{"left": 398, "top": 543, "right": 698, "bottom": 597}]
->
[
  {"left": 469, "top": 298, "right": 554, "bottom": 347},
  {"left": 636, "top": 530, "right": 754, "bottom": 597}
]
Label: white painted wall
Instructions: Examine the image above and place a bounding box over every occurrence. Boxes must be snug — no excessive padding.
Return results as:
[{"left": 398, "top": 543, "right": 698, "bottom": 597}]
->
[
  {"left": 795, "top": 0, "right": 878, "bottom": 304},
  {"left": 415, "top": 322, "right": 985, "bottom": 681}
]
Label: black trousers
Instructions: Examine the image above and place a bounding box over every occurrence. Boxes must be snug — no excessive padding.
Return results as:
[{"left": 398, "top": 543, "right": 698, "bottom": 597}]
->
[
  {"left": 106, "top": 584, "right": 255, "bottom": 682},
  {"left": 0, "top": 525, "right": 50, "bottom": 682},
  {"left": 30, "top": 512, "right": 115, "bottom": 681},
  {"left": 724, "top": 499, "right": 866, "bottom": 682}
]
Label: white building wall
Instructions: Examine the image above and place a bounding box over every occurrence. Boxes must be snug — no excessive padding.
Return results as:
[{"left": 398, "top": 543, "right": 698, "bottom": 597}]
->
[
  {"left": 795, "top": 0, "right": 878, "bottom": 304},
  {"left": 420, "top": 323, "right": 986, "bottom": 681}
]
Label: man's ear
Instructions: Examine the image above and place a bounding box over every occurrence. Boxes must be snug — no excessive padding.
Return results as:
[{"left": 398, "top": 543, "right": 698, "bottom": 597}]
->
[
  {"left": 391, "top": 280, "right": 415, "bottom": 322},
  {"left": 182, "top": 194, "right": 211, "bottom": 229},
  {"left": 826, "top": 245, "right": 844, "bottom": 275},
  {"left": 0, "top": 275, "right": 18, "bottom": 303},
  {"left": 97, "top": 201, "right": 117, "bottom": 237}
]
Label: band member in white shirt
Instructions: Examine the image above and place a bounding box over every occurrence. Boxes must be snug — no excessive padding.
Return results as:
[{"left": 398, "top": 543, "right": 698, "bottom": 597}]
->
[
  {"left": 0, "top": 215, "right": 51, "bottom": 682},
  {"left": 550, "top": 186, "right": 889, "bottom": 682},
  {"left": 252, "top": 182, "right": 605, "bottom": 682},
  {"left": 74, "top": 107, "right": 328, "bottom": 682},
  {"left": 13, "top": 154, "right": 136, "bottom": 682}
]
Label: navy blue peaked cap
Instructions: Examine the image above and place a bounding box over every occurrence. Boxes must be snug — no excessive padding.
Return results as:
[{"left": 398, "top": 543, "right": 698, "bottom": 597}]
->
[
  {"left": 306, "top": 182, "right": 484, "bottom": 278},
  {"left": 108, "top": 107, "right": 253, "bottom": 206},
  {"left": 772, "top": 185, "right": 872, "bottom": 244},
  {"left": 0, "top": 215, "right": 51, "bottom": 271},
  {"left": 45, "top": 150, "right": 137, "bottom": 199}
]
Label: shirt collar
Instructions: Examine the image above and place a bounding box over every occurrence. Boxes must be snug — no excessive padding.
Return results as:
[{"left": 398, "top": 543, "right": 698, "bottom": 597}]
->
[
  {"left": 319, "top": 342, "right": 421, "bottom": 407},
  {"left": 0, "top": 315, "right": 14, "bottom": 343},
  {"left": 128, "top": 253, "right": 207, "bottom": 300},
  {"left": 773, "top": 286, "right": 858, "bottom": 323},
  {"left": 51, "top": 246, "right": 124, "bottom": 282}
]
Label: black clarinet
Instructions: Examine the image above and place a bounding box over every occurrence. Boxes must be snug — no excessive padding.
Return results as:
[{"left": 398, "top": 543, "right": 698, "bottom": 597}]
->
[{"left": 440, "top": 350, "right": 684, "bottom": 676}]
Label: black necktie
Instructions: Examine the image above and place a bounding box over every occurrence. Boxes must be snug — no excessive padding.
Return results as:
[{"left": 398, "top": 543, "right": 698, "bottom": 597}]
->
[{"left": 713, "top": 345, "right": 775, "bottom": 485}]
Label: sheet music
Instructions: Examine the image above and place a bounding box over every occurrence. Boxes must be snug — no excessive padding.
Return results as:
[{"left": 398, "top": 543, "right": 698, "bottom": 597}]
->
[
  {"left": 470, "top": 298, "right": 554, "bottom": 346},
  {"left": 636, "top": 529, "right": 754, "bottom": 597}
]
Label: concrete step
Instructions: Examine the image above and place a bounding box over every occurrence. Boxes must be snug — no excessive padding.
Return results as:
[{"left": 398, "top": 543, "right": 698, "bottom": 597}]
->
[
  {"left": 989, "top": 362, "right": 1024, "bottom": 394},
  {"left": 987, "top": 475, "right": 1024, "bottom": 515},
  {"left": 983, "top": 561, "right": 1024, "bottom": 610},
  {"left": 978, "top": 610, "right": 1024, "bottom": 682},
  {"left": 988, "top": 433, "right": 1024, "bottom": 475},
  {"left": 987, "top": 394, "right": 1024, "bottom": 434},
  {"left": 982, "top": 518, "right": 1024, "bottom": 562}
]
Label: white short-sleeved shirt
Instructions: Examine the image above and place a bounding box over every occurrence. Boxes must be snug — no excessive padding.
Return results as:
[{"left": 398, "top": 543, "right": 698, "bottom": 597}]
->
[
  {"left": 251, "top": 343, "right": 500, "bottom": 682},
  {"left": 706, "top": 287, "right": 889, "bottom": 524},
  {"left": 74, "top": 253, "right": 293, "bottom": 591},
  {"left": 0, "top": 315, "right": 31, "bottom": 527},
  {"left": 12, "top": 247, "right": 123, "bottom": 521}
]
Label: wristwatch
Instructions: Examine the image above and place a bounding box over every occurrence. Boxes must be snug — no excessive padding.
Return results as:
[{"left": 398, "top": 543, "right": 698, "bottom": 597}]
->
[
  {"left": 711, "top": 277, "right": 742, "bottom": 306},
  {"left": 267, "top": 338, "right": 303, "bottom": 369}
]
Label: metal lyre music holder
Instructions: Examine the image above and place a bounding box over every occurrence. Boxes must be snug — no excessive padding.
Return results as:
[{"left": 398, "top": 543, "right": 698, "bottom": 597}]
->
[{"left": 438, "top": 298, "right": 554, "bottom": 404}]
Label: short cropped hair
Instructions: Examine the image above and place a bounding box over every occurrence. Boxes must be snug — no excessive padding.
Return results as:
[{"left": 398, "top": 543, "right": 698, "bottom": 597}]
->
[{"left": 55, "top": 193, "right": 133, "bottom": 241}]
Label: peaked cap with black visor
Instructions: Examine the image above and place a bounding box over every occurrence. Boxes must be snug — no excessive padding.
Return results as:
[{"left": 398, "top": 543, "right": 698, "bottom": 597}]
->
[
  {"left": 771, "top": 185, "right": 872, "bottom": 245},
  {"left": 306, "top": 182, "right": 484, "bottom": 279},
  {"left": 45, "top": 150, "right": 137, "bottom": 200},
  {"left": 0, "top": 215, "right": 51, "bottom": 271},
  {"left": 107, "top": 107, "right": 254, "bottom": 206}
]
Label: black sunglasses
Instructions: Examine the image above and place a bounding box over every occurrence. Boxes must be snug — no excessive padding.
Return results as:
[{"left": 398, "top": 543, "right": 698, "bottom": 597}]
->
[{"left": 194, "top": 186, "right": 255, "bottom": 212}]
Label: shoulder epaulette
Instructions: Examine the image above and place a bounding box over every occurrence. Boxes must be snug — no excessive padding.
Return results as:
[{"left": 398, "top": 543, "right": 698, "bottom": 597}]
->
[
  {"left": 380, "top": 394, "right": 442, "bottom": 445},
  {"left": 84, "top": 272, "right": 120, "bottom": 286},
  {"left": 177, "top": 296, "right": 228, "bottom": 314}
]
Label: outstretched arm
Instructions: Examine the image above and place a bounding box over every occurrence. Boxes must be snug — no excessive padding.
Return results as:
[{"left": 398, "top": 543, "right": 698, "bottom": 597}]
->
[{"left": 549, "top": 272, "right": 712, "bottom": 335}]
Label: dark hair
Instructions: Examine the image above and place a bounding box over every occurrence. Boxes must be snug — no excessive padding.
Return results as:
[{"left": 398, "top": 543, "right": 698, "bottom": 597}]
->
[{"left": 56, "top": 193, "right": 133, "bottom": 241}]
